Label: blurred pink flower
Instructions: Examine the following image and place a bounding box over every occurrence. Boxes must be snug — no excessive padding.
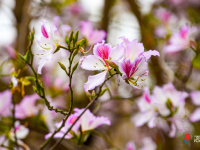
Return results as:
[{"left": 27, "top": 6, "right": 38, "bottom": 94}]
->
[
  {"left": 15, "top": 94, "right": 40, "bottom": 119},
  {"left": 126, "top": 141, "right": 136, "bottom": 150},
  {"left": 0, "top": 90, "right": 12, "bottom": 117},
  {"left": 190, "top": 91, "right": 200, "bottom": 122},
  {"left": 139, "top": 137, "right": 157, "bottom": 150},
  {"left": 79, "top": 40, "right": 124, "bottom": 92},
  {"left": 164, "top": 25, "right": 197, "bottom": 53},
  {"left": 5, "top": 45, "right": 17, "bottom": 59},
  {"left": 45, "top": 108, "right": 110, "bottom": 139},
  {"left": 80, "top": 21, "right": 106, "bottom": 45},
  {"left": 10, "top": 121, "right": 30, "bottom": 150},
  {"left": 132, "top": 87, "right": 170, "bottom": 128},
  {"left": 74, "top": 108, "right": 111, "bottom": 132}
]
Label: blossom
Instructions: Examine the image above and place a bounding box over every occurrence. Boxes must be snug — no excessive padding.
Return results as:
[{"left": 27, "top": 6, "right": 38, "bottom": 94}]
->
[
  {"left": 80, "top": 21, "right": 106, "bottom": 45},
  {"left": 139, "top": 137, "right": 157, "bottom": 150},
  {"left": 190, "top": 91, "right": 200, "bottom": 122},
  {"left": 11, "top": 75, "right": 18, "bottom": 87},
  {"left": 132, "top": 83, "right": 189, "bottom": 137},
  {"left": 164, "top": 25, "right": 197, "bottom": 53},
  {"left": 37, "top": 19, "right": 71, "bottom": 74},
  {"left": 126, "top": 141, "right": 136, "bottom": 150},
  {"left": 9, "top": 121, "right": 30, "bottom": 150},
  {"left": 0, "top": 90, "right": 12, "bottom": 117},
  {"left": 15, "top": 94, "right": 40, "bottom": 119},
  {"left": 74, "top": 108, "right": 111, "bottom": 132},
  {"left": 45, "top": 108, "right": 111, "bottom": 140},
  {"left": 118, "top": 37, "right": 160, "bottom": 88},
  {"left": 132, "top": 87, "right": 170, "bottom": 128},
  {"left": 5, "top": 45, "right": 17, "bottom": 59},
  {"left": 79, "top": 40, "right": 124, "bottom": 92}
]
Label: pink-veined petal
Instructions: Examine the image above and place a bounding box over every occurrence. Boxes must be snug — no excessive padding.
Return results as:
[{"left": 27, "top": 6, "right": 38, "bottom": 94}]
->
[
  {"left": 93, "top": 41, "right": 112, "bottom": 62},
  {"left": 41, "top": 20, "right": 49, "bottom": 38},
  {"left": 190, "top": 108, "right": 200, "bottom": 122},
  {"left": 84, "top": 70, "right": 107, "bottom": 92},
  {"left": 79, "top": 55, "right": 106, "bottom": 71},
  {"left": 119, "top": 36, "right": 131, "bottom": 46}
]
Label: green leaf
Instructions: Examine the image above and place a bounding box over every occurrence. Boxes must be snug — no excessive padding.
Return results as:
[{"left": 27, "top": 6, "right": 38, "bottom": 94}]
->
[
  {"left": 99, "top": 87, "right": 108, "bottom": 97},
  {"left": 72, "top": 62, "right": 79, "bottom": 75},
  {"left": 58, "top": 62, "right": 66, "bottom": 71},
  {"left": 24, "top": 50, "right": 31, "bottom": 63},
  {"left": 33, "top": 86, "right": 39, "bottom": 94},
  {"left": 65, "top": 36, "right": 69, "bottom": 45},
  {"left": 73, "top": 31, "right": 79, "bottom": 46},
  {"left": 192, "top": 54, "right": 200, "bottom": 69},
  {"left": 69, "top": 31, "right": 74, "bottom": 45},
  {"left": 72, "top": 48, "right": 79, "bottom": 60},
  {"left": 18, "top": 53, "right": 27, "bottom": 63},
  {"left": 76, "top": 39, "right": 86, "bottom": 47},
  {"left": 25, "top": 76, "right": 35, "bottom": 81},
  {"left": 91, "top": 90, "right": 95, "bottom": 99}
]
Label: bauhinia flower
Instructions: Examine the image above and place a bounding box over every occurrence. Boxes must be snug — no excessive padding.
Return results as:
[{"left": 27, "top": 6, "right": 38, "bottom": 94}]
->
[
  {"left": 190, "top": 91, "right": 200, "bottom": 122},
  {"left": 45, "top": 108, "right": 110, "bottom": 140},
  {"left": 132, "top": 87, "right": 170, "bottom": 128},
  {"left": 15, "top": 94, "right": 40, "bottom": 119},
  {"left": 9, "top": 121, "right": 30, "bottom": 150},
  {"left": 0, "top": 90, "right": 12, "bottom": 118},
  {"left": 125, "top": 141, "right": 136, "bottom": 150},
  {"left": 164, "top": 25, "right": 197, "bottom": 53},
  {"left": 118, "top": 37, "right": 160, "bottom": 88},
  {"left": 74, "top": 108, "right": 111, "bottom": 132},
  {"left": 79, "top": 40, "right": 124, "bottom": 92},
  {"left": 37, "top": 19, "right": 71, "bottom": 74},
  {"left": 80, "top": 21, "right": 106, "bottom": 45},
  {"left": 139, "top": 137, "right": 157, "bottom": 150}
]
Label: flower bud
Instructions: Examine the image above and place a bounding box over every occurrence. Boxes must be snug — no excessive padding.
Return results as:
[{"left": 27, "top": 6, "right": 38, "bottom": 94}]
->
[{"left": 76, "top": 39, "right": 86, "bottom": 47}]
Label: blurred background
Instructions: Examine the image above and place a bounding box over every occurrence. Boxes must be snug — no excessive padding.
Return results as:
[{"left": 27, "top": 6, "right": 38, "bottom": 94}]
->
[{"left": 1, "top": 0, "right": 200, "bottom": 150}]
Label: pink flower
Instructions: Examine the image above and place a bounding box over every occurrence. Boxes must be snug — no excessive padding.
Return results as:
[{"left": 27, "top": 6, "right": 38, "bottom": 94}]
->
[
  {"left": 80, "top": 21, "right": 106, "bottom": 45},
  {"left": 10, "top": 121, "right": 29, "bottom": 140},
  {"left": 118, "top": 37, "right": 160, "bottom": 88},
  {"left": 132, "top": 87, "right": 170, "bottom": 128},
  {"left": 139, "top": 137, "right": 157, "bottom": 150},
  {"left": 79, "top": 40, "right": 124, "bottom": 92},
  {"left": 190, "top": 91, "right": 200, "bottom": 122},
  {"left": 126, "top": 141, "right": 136, "bottom": 150},
  {"left": 5, "top": 45, "right": 17, "bottom": 59},
  {"left": 0, "top": 90, "right": 12, "bottom": 117},
  {"left": 37, "top": 19, "right": 71, "bottom": 74},
  {"left": 45, "top": 108, "right": 111, "bottom": 140},
  {"left": 15, "top": 94, "right": 40, "bottom": 119},
  {"left": 164, "top": 25, "right": 197, "bottom": 53},
  {"left": 74, "top": 108, "right": 111, "bottom": 132}
]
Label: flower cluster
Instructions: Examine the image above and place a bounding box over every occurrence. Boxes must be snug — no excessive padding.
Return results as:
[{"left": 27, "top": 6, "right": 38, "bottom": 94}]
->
[
  {"left": 79, "top": 37, "right": 160, "bottom": 92},
  {"left": 132, "top": 83, "right": 190, "bottom": 137}
]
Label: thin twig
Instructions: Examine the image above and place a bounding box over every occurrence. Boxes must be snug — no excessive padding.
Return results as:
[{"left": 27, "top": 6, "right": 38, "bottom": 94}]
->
[{"left": 12, "top": 94, "right": 19, "bottom": 150}]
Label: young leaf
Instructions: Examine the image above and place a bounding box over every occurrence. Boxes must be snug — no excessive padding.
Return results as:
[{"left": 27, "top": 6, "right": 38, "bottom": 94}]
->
[{"left": 99, "top": 87, "right": 108, "bottom": 97}]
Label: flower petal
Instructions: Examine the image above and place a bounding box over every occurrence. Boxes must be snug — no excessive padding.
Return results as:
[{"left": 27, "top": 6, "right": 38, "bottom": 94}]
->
[
  {"left": 190, "top": 91, "right": 200, "bottom": 106},
  {"left": 109, "top": 44, "right": 124, "bottom": 61},
  {"left": 84, "top": 70, "right": 107, "bottom": 92},
  {"left": 142, "top": 50, "right": 160, "bottom": 60},
  {"left": 80, "top": 21, "right": 93, "bottom": 38},
  {"left": 93, "top": 41, "right": 112, "bottom": 62},
  {"left": 126, "top": 39, "right": 144, "bottom": 60},
  {"left": 190, "top": 108, "right": 200, "bottom": 122},
  {"left": 89, "top": 30, "right": 106, "bottom": 45},
  {"left": 79, "top": 55, "right": 106, "bottom": 71},
  {"left": 41, "top": 20, "right": 49, "bottom": 38}
]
